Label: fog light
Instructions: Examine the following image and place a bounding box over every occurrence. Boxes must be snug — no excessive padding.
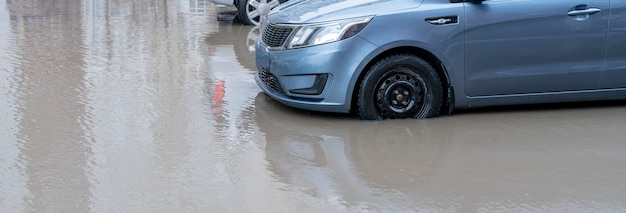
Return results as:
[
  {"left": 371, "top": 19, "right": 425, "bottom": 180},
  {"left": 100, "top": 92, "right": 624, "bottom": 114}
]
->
[{"left": 289, "top": 74, "right": 328, "bottom": 95}]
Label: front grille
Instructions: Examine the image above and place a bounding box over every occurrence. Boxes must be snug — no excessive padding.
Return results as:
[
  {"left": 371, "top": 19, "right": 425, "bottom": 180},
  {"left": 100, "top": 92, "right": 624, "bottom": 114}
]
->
[
  {"left": 258, "top": 68, "right": 285, "bottom": 95},
  {"left": 262, "top": 24, "right": 294, "bottom": 48}
]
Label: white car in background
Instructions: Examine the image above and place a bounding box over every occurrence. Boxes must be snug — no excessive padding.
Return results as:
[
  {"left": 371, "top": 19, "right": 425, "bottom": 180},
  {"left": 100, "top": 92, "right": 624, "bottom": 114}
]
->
[{"left": 208, "top": 0, "right": 287, "bottom": 26}]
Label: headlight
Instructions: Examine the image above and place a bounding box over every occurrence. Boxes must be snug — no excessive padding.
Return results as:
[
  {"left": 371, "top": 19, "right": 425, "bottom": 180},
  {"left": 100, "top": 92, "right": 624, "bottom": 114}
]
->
[{"left": 287, "top": 16, "right": 373, "bottom": 49}]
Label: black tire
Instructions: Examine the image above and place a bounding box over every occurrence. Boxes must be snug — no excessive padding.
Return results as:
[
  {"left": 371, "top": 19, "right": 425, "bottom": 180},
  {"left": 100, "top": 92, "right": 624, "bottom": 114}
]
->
[
  {"left": 236, "top": 0, "right": 282, "bottom": 26},
  {"left": 357, "top": 54, "right": 443, "bottom": 120}
]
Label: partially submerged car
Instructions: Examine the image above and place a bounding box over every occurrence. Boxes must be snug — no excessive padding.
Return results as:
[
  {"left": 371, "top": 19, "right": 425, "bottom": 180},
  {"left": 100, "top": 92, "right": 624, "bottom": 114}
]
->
[
  {"left": 208, "top": 0, "right": 287, "bottom": 25},
  {"left": 255, "top": 0, "right": 626, "bottom": 120}
]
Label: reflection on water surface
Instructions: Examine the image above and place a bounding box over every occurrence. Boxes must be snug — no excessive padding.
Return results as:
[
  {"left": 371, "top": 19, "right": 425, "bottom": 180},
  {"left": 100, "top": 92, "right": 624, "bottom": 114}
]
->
[{"left": 1, "top": 0, "right": 626, "bottom": 212}]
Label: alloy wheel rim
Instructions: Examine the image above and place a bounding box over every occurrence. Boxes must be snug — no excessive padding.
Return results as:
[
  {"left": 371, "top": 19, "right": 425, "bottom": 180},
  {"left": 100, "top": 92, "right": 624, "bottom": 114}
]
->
[{"left": 247, "top": 0, "right": 277, "bottom": 26}]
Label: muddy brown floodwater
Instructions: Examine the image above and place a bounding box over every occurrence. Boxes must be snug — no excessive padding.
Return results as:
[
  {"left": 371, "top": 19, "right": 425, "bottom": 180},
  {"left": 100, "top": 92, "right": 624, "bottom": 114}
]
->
[{"left": 1, "top": 0, "right": 626, "bottom": 212}]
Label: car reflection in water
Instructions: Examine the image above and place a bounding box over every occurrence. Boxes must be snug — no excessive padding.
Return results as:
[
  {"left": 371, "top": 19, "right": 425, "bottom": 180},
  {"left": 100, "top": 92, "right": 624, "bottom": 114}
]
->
[
  {"left": 253, "top": 92, "right": 452, "bottom": 211},
  {"left": 203, "top": 17, "right": 263, "bottom": 139},
  {"left": 209, "top": 8, "right": 261, "bottom": 71}
]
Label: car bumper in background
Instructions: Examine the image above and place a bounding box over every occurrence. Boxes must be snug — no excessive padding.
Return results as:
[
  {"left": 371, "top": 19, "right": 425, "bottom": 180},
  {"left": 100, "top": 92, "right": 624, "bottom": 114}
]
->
[{"left": 208, "top": 0, "right": 233, "bottom": 6}]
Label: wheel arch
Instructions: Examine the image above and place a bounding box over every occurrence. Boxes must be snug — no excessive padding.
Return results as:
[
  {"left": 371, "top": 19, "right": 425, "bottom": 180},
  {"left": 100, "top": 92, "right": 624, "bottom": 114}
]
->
[{"left": 350, "top": 46, "right": 454, "bottom": 116}]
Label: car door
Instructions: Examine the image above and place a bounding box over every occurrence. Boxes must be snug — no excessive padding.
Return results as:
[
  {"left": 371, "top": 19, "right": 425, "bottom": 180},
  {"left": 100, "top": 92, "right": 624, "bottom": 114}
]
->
[
  {"left": 601, "top": 1, "right": 626, "bottom": 88},
  {"left": 463, "top": 0, "right": 610, "bottom": 97}
]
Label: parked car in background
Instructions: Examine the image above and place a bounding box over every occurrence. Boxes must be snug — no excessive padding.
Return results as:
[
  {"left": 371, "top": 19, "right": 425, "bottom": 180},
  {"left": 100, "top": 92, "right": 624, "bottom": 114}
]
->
[
  {"left": 208, "top": 0, "right": 287, "bottom": 26},
  {"left": 255, "top": 0, "right": 626, "bottom": 120}
]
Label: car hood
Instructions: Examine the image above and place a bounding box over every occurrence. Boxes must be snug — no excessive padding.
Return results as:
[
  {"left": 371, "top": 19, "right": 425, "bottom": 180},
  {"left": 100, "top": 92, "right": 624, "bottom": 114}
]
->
[{"left": 268, "top": 0, "right": 424, "bottom": 24}]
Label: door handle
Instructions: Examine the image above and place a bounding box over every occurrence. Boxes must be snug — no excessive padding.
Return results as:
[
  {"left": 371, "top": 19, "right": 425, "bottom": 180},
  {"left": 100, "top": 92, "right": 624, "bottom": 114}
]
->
[{"left": 567, "top": 8, "right": 601, "bottom": 16}]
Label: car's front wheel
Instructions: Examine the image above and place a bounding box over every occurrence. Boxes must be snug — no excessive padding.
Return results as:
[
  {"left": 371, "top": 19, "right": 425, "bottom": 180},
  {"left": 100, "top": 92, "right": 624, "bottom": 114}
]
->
[
  {"left": 357, "top": 55, "right": 443, "bottom": 120},
  {"left": 237, "top": 0, "right": 282, "bottom": 26}
]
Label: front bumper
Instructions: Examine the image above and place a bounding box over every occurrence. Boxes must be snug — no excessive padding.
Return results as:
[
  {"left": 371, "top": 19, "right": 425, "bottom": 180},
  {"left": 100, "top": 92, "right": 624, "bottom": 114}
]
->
[{"left": 255, "top": 35, "right": 377, "bottom": 113}]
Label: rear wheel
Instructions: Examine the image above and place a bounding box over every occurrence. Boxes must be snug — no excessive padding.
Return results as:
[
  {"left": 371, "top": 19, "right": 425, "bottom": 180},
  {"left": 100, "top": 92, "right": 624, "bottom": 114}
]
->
[
  {"left": 357, "top": 55, "right": 443, "bottom": 120},
  {"left": 237, "top": 0, "right": 282, "bottom": 26}
]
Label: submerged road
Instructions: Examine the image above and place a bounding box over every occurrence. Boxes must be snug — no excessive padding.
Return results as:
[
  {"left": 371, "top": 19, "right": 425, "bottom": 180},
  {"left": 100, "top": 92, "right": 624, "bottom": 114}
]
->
[{"left": 1, "top": 0, "right": 626, "bottom": 212}]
